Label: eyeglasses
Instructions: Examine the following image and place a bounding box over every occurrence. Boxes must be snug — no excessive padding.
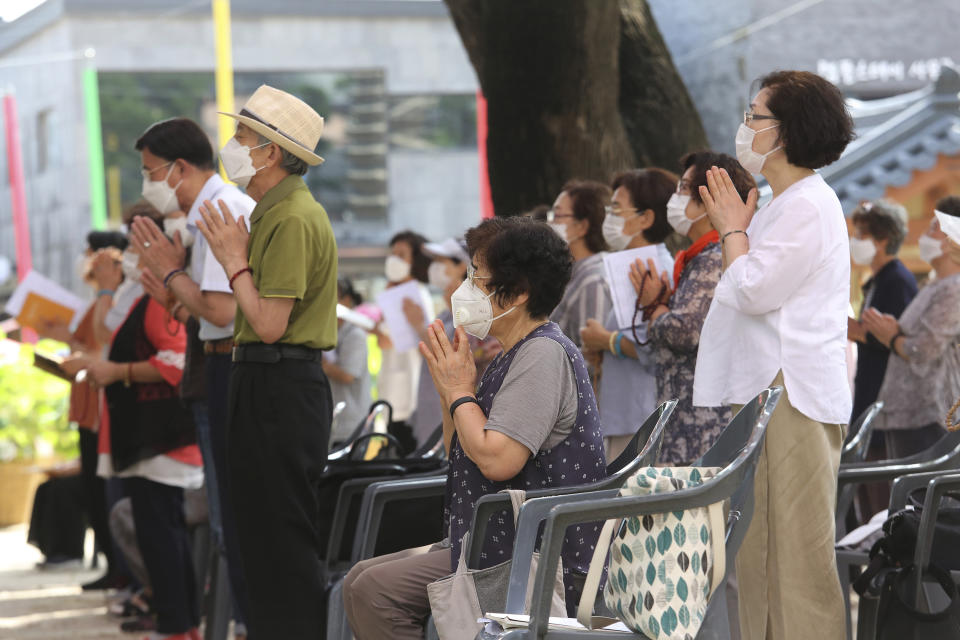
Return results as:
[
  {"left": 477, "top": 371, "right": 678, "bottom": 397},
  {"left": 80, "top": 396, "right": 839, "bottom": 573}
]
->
[
  {"left": 743, "top": 111, "right": 778, "bottom": 124},
  {"left": 546, "top": 209, "right": 574, "bottom": 223},
  {"left": 140, "top": 161, "right": 174, "bottom": 180},
  {"left": 467, "top": 264, "right": 491, "bottom": 285},
  {"left": 605, "top": 204, "right": 639, "bottom": 217}
]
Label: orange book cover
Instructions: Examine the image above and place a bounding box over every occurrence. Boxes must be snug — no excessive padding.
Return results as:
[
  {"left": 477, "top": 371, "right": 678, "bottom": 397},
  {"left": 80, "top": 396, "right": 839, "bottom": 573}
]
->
[{"left": 17, "top": 292, "right": 75, "bottom": 331}]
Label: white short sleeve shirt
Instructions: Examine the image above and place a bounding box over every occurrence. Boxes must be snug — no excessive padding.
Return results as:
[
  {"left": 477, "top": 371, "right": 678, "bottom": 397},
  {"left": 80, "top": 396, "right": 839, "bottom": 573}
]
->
[
  {"left": 186, "top": 174, "right": 256, "bottom": 341},
  {"left": 693, "top": 173, "right": 852, "bottom": 424}
]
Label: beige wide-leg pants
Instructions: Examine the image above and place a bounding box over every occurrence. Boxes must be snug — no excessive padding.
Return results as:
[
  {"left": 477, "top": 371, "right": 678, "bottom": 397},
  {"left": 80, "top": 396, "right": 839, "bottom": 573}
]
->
[{"left": 734, "top": 373, "right": 846, "bottom": 640}]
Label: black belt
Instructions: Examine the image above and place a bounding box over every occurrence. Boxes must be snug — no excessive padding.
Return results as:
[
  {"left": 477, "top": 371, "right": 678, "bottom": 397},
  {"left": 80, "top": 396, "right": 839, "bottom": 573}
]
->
[{"left": 232, "top": 343, "right": 323, "bottom": 363}]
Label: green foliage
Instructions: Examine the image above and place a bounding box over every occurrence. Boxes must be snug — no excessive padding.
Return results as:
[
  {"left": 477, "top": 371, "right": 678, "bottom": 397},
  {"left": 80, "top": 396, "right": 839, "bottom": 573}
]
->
[{"left": 0, "top": 338, "right": 75, "bottom": 462}]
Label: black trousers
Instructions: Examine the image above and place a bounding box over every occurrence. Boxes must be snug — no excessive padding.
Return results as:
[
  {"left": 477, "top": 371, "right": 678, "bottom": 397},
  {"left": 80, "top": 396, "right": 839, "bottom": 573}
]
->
[
  {"left": 227, "top": 358, "right": 332, "bottom": 638},
  {"left": 78, "top": 428, "right": 114, "bottom": 570},
  {"left": 206, "top": 351, "right": 249, "bottom": 625},
  {"left": 126, "top": 477, "right": 198, "bottom": 634}
]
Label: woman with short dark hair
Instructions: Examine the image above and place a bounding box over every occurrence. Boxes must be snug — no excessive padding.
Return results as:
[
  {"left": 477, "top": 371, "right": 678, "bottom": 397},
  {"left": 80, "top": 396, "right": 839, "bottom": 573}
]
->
[
  {"left": 547, "top": 180, "right": 613, "bottom": 350},
  {"left": 377, "top": 230, "right": 435, "bottom": 452},
  {"left": 694, "top": 70, "right": 855, "bottom": 640},
  {"left": 579, "top": 167, "right": 677, "bottom": 461},
  {"left": 343, "top": 217, "right": 607, "bottom": 640},
  {"left": 628, "top": 151, "right": 755, "bottom": 464}
]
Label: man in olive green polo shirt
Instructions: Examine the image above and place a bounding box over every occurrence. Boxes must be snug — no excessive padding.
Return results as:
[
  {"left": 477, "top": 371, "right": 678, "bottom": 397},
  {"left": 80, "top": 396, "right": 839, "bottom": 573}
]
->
[{"left": 197, "top": 85, "right": 336, "bottom": 638}]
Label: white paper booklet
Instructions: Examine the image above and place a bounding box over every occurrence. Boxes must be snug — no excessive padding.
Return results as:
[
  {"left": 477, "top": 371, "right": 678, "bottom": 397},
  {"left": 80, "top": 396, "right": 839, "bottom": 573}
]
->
[
  {"left": 602, "top": 245, "right": 674, "bottom": 332},
  {"left": 375, "top": 280, "right": 432, "bottom": 353},
  {"left": 4, "top": 270, "right": 85, "bottom": 332},
  {"left": 483, "top": 613, "right": 631, "bottom": 633}
]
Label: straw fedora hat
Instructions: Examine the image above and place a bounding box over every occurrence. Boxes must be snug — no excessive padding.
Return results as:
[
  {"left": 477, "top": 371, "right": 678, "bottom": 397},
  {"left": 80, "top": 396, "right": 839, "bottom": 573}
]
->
[{"left": 219, "top": 85, "right": 325, "bottom": 166}]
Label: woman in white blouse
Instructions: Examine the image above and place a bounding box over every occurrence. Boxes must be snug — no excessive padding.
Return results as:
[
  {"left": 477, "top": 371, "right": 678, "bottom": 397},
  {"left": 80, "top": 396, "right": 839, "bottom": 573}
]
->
[{"left": 694, "top": 71, "right": 855, "bottom": 640}]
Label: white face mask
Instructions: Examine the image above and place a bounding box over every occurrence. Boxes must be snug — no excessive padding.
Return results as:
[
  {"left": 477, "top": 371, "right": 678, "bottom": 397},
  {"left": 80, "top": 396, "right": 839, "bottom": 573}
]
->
[
  {"left": 385, "top": 255, "right": 412, "bottom": 283},
  {"left": 121, "top": 249, "right": 141, "bottom": 282},
  {"left": 141, "top": 163, "right": 181, "bottom": 215},
  {"left": 849, "top": 237, "right": 877, "bottom": 266},
  {"left": 666, "top": 193, "right": 706, "bottom": 236},
  {"left": 450, "top": 279, "right": 516, "bottom": 340},
  {"left": 918, "top": 234, "right": 944, "bottom": 264},
  {"left": 935, "top": 210, "right": 960, "bottom": 245},
  {"left": 735, "top": 123, "right": 781, "bottom": 174},
  {"left": 163, "top": 216, "right": 195, "bottom": 248},
  {"left": 548, "top": 222, "right": 569, "bottom": 244},
  {"left": 427, "top": 261, "right": 452, "bottom": 290},
  {"left": 220, "top": 138, "right": 269, "bottom": 188},
  {"left": 602, "top": 212, "right": 636, "bottom": 251}
]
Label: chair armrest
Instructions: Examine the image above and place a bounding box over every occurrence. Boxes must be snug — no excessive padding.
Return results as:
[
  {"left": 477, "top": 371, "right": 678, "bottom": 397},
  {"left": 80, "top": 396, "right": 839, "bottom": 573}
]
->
[
  {"left": 351, "top": 476, "right": 448, "bottom": 562},
  {"left": 467, "top": 481, "right": 621, "bottom": 569},
  {"left": 889, "top": 470, "right": 960, "bottom": 511},
  {"left": 502, "top": 490, "right": 620, "bottom": 614},
  {"left": 837, "top": 456, "right": 956, "bottom": 488}
]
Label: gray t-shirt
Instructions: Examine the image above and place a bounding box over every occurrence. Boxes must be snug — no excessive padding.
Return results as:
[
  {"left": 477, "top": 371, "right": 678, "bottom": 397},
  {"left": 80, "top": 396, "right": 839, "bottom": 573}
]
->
[
  {"left": 328, "top": 322, "right": 372, "bottom": 441},
  {"left": 484, "top": 337, "right": 578, "bottom": 454}
]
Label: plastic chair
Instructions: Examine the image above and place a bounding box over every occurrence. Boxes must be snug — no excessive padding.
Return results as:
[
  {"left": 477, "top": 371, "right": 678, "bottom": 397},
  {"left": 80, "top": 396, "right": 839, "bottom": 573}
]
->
[
  {"left": 852, "top": 470, "right": 960, "bottom": 640},
  {"left": 327, "top": 401, "right": 678, "bottom": 640},
  {"left": 482, "top": 387, "right": 781, "bottom": 640},
  {"left": 835, "top": 428, "right": 960, "bottom": 638},
  {"left": 466, "top": 400, "right": 677, "bottom": 568},
  {"left": 841, "top": 402, "right": 883, "bottom": 464},
  {"left": 328, "top": 400, "right": 393, "bottom": 461}
]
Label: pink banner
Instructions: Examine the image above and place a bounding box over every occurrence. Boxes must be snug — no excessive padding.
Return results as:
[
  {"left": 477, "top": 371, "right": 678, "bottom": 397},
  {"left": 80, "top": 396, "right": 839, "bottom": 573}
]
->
[
  {"left": 3, "top": 93, "right": 31, "bottom": 281},
  {"left": 476, "top": 90, "right": 494, "bottom": 219}
]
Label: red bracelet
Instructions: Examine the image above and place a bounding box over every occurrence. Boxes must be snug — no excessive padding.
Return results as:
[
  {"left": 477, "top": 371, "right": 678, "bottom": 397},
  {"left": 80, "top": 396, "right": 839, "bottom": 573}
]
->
[{"left": 229, "top": 267, "right": 252, "bottom": 290}]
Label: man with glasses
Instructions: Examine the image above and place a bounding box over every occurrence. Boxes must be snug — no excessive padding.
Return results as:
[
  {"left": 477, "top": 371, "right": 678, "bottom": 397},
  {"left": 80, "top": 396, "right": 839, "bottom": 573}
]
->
[{"left": 131, "top": 116, "right": 255, "bottom": 636}]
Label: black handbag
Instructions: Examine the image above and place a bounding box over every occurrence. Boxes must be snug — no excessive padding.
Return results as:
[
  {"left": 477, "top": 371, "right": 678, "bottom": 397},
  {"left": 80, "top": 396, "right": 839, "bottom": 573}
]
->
[{"left": 876, "top": 564, "right": 960, "bottom": 639}]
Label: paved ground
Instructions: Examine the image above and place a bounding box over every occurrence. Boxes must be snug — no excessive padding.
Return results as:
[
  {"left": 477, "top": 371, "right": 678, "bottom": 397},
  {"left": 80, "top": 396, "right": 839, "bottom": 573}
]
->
[{"left": 0, "top": 525, "right": 126, "bottom": 640}]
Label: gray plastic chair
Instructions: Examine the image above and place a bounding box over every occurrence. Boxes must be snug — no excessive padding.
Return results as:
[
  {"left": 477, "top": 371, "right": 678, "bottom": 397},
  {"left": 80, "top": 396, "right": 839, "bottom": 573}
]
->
[
  {"left": 466, "top": 400, "right": 677, "bottom": 568},
  {"left": 853, "top": 470, "right": 960, "bottom": 640},
  {"left": 479, "top": 387, "right": 781, "bottom": 640},
  {"left": 327, "top": 401, "right": 678, "bottom": 640},
  {"left": 841, "top": 402, "right": 883, "bottom": 464},
  {"left": 835, "top": 428, "right": 960, "bottom": 639}
]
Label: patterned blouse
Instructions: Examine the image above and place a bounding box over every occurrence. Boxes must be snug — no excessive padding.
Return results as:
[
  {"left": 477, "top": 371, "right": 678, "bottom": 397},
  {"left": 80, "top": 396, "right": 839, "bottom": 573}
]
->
[
  {"left": 876, "top": 273, "right": 960, "bottom": 431},
  {"left": 648, "top": 242, "right": 730, "bottom": 464}
]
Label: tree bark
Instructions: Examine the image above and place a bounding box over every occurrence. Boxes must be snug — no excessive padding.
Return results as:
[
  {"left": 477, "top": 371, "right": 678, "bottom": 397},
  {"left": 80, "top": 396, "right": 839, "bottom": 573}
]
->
[{"left": 445, "top": 0, "right": 708, "bottom": 217}]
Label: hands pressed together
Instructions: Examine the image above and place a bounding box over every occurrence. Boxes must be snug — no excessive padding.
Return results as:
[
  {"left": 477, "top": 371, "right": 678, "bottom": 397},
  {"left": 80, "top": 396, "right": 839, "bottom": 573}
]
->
[
  {"left": 195, "top": 199, "right": 250, "bottom": 277},
  {"left": 629, "top": 258, "right": 673, "bottom": 308},
  {"left": 418, "top": 319, "right": 477, "bottom": 407},
  {"left": 699, "top": 166, "right": 759, "bottom": 237},
  {"left": 861, "top": 308, "right": 900, "bottom": 347}
]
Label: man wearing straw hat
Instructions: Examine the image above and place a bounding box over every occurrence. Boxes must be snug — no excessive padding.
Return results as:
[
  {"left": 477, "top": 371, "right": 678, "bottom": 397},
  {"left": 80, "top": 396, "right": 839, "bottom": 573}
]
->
[{"left": 197, "top": 84, "right": 337, "bottom": 637}]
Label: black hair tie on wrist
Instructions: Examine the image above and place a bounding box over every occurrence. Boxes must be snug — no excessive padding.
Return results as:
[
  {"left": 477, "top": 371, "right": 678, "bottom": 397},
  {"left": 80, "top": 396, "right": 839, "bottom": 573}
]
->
[{"left": 449, "top": 396, "right": 481, "bottom": 419}]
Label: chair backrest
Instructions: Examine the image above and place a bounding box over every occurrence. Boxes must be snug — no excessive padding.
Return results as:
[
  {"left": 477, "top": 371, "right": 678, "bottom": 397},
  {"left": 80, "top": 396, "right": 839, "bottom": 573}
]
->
[
  {"left": 410, "top": 424, "right": 445, "bottom": 459},
  {"left": 841, "top": 401, "right": 883, "bottom": 464},
  {"left": 607, "top": 399, "right": 677, "bottom": 474},
  {"left": 464, "top": 401, "right": 676, "bottom": 569},
  {"left": 328, "top": 400, "right": 393, "bottom": 461}
]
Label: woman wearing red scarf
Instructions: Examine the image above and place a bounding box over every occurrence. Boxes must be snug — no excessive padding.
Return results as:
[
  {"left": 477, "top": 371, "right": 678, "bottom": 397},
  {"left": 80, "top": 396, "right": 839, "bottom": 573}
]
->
[{"left": 629, "top": 152, "right": 756, "bottom": 463}]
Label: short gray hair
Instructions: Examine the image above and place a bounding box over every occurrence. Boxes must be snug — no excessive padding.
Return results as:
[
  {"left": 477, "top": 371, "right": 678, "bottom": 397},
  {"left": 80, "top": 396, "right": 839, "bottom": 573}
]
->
[
  {"left": 851, "top": 198, "right": 908, "bottom": 255},
  {"left": 257, "top": 134, "right": 308, "bottom": 176}
]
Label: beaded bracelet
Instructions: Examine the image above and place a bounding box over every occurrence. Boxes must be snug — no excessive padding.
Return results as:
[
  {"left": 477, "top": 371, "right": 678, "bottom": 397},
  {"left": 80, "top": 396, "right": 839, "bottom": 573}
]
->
[
  {"left": 229, "top": 267, "right": 253, "bottom": 290},
  {"left": 721, "top": 229, "right": 748, "bottom": 246},
  {"left": 613, "top": 332, "right": 624, "bottom": 358},
  {"left": 163, "top": 268, "right": 188, "bottom": 288}
]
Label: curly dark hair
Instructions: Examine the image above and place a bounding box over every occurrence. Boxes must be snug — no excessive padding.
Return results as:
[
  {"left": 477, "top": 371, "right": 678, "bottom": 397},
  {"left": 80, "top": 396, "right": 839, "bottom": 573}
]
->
[
  {"left": 610, "top": 168, "right": 678, "bottom": 244},
  {"left": 758, "top": 70, "right": 854, "bottom": 170},
  {"left": 389, "top": 231, "right": 431, "bottom": 284},
  {"left": 851, "top": 199, "right": 908, "bottom": 255},
  {"left": 937, "top": 196, "right": 960, "bottom": 218},
  {"left": 680, "top": 151, "right": 756, "bottom": 206},
  {"left": 464, "top": 217, "right": 572, "bottom": 319},
  {"left": 562, "top": 180, "right": 610, "bottom": 253}
]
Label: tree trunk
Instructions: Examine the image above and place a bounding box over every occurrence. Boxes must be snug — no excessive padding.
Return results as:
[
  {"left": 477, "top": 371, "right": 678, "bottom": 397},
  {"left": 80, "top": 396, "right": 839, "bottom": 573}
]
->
[{"left": 445, "top": 0, "right": 708, "bottom": 217}]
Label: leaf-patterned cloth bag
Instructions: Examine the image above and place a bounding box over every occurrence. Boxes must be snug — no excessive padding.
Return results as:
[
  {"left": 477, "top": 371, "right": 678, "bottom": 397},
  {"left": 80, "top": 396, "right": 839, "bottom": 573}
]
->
[{"left": 576, "top": 467, "right": 726, "bottom": 639}]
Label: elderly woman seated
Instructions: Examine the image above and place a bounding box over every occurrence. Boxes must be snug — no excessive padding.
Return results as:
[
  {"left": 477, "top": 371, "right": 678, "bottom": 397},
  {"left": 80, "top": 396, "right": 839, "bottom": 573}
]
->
[{"left": 342, "top": 216, "right": 608, "bottom": 640}]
